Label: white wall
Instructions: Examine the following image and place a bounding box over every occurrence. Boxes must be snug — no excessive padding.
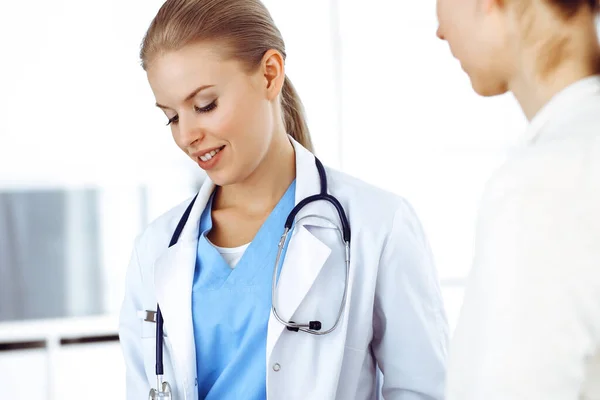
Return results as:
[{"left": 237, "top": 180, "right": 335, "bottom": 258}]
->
[{"left": 0, "top": 0, "right": 194, "bottom": 189}]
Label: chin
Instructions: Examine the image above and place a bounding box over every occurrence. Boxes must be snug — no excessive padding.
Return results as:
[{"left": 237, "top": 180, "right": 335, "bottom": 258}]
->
[
  {"left": 205, "top": 172, "right": 233, "bottom": 187},
  {"left": 201, "top": 167, "right": 226, "bottom": 186},
  {"left": 205, "top": 167, "right": 249, "bottom": 188},
  {"left": 469, "top": 73, "right": 509, "bottom": 97}
]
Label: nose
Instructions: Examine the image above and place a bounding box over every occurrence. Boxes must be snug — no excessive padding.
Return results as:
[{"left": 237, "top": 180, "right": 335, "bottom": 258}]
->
[
  {"left": 436, "top": 25, "right": 444, "bottom": 41},
  {"left": 177, "top": 111, "right": 205, "bottom": 148}
]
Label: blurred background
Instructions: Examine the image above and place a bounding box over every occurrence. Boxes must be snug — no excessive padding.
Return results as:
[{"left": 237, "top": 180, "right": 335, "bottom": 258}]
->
[{"left": 0, "top": 0, "right": 533, "bottom": 398}]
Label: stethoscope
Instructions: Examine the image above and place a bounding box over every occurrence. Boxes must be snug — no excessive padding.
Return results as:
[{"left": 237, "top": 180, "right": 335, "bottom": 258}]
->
[{"left": 149, "top": 157, "right": 351, "bottom": 399}]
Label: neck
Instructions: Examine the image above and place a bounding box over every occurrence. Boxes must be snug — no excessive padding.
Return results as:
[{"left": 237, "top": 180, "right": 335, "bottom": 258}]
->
[
  {"left": 216, "top": 131, "right": 296, "bottom": 213},
  {"left": 509, "top": 21, "right": 600, "bottom": 120}
]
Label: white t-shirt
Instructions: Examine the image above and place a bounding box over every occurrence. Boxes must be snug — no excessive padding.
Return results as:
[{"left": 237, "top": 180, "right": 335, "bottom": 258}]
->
[{"left": 207, "top": 239, "right": 250, "bottom": 268}]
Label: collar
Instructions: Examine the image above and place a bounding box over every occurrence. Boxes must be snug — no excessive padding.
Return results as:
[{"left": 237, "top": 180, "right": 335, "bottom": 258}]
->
[{"left": 522, "top": 75, "right": 600, "bottom": 145}]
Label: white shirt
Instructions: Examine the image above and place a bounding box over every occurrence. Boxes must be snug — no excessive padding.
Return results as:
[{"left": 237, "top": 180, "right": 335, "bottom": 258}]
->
[
  {"left": 209, "top": 241, "right": 249, "bottom": 268},
  {"left": 446, "top": 76, "right": 600, "bottom": 400}
]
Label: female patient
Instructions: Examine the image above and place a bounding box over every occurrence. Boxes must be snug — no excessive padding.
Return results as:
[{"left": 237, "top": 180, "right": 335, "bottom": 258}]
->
[
  {"left": 437, "top": 0, "right": 600, "bottom": 398},
  {"left": 119, "top": 0, "right": 448, "bottom": 399}
]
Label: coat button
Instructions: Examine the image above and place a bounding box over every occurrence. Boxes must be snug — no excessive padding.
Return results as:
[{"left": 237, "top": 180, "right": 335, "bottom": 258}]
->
[{"left": 272, "top": 363, "right": 281, "bottom": 372}]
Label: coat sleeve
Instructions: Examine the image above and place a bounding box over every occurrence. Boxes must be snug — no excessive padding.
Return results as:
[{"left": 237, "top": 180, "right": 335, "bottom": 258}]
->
[
  {"left": 372, "top": 199, "right": 449, "bottom": 400},
  {"left": 119, "top": 237, "right": 151, "bottom": 398},
  {"left": 445, "top": 184, "right": 600, "bottom": 400}
]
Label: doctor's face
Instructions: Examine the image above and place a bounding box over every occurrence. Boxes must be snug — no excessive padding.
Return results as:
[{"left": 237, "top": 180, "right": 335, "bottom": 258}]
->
[
  {"left": 146, "top": 41, "right": 277, "bottom": 186},
  {"left": 436, "top": 0, "right": 515, "bottom": 96}
]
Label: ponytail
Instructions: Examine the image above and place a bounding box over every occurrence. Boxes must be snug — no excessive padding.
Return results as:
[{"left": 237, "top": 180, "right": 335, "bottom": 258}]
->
[{"left": 281, "top": 75, "right": 314, "bottom": 153}]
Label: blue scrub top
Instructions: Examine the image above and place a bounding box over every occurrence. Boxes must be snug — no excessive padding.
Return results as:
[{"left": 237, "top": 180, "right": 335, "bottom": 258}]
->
[{"left": 192, "top": 181, "right": 296, "bottom": 400}]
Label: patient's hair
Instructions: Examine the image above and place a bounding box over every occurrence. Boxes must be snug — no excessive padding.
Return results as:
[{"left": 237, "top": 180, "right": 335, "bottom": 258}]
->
[
  {"left": 546, "top": 0, "right": 599, "bottom": 18},
  {"left": 510, "top": 0, "right": 600, "bottom": 77}
]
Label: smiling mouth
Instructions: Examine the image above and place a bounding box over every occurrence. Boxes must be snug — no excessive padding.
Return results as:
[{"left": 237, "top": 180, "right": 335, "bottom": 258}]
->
[{"left": 198, "top": 145, "right": 225, "bottom": 162}]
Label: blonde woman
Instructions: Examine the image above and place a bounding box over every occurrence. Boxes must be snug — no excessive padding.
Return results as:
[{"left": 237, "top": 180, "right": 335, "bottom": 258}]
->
[{"left": 119, "top": 0, "right": 448, "bottom": 399}]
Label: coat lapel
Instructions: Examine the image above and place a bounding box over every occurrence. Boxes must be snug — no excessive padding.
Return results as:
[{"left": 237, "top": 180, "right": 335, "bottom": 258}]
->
[
  {"left": 266, "top": 138, "right": 341, "bottom": 360},
  {"left": 152, "top": 138, "right": 344, "bottom": 378},
  {"left": 154, "top": 178, "right": 215, "bottom": 392}
]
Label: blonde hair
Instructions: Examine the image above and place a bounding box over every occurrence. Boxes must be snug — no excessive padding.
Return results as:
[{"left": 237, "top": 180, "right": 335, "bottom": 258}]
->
[{"left": 140, "top": 0, "right": 314, "bottom": 152}]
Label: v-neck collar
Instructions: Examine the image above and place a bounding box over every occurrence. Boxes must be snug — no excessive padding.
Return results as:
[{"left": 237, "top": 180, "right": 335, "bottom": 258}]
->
[{"left": 194, "top": 180, "right": 296, "bottom": 288}]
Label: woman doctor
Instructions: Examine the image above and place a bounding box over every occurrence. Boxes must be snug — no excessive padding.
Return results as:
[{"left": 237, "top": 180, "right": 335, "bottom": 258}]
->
[
  {"left": 436, "top": 0, "right": 600, "bottom": 399},
  {"left": 119, "top": 0, "right": 448, "bottom": 399}
]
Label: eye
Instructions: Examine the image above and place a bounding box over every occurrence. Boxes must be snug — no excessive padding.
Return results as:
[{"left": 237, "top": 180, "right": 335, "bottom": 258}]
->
[
  {"left": 194, "top": 100, "right": 217, "bottom": 113},
  {"left": 166, "top": 115, "right": 179, "bottom": 126}
]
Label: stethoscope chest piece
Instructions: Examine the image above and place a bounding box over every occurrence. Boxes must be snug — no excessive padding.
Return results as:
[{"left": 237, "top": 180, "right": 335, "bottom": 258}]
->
[{"left": 149, "top": 380, "right": 172, "bottom": 399}]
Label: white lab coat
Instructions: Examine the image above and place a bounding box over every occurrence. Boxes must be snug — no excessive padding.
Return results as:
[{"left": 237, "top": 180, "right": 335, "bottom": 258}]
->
[
  {"left": 446, "top": 76, "right": 600, "bottom": 400},
  {"left": 119, "top": 138, "right": 448, "bottom": 400}
]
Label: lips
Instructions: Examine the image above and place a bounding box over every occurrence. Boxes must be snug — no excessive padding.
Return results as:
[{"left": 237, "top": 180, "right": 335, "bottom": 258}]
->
[
  {"left": 192, "top": 145, "right": 225, "bottom": 162},
  {"left": 198, "top": 145, "right": 224, "bottom": 162},
  {"left": 193, "top": 145, "right": 226, "bottom": 170}
]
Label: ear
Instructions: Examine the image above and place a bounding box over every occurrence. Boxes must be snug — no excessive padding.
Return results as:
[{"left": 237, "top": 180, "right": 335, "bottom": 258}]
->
[{"left": 261, "top": 49, "right": 285, "bottom": 101}]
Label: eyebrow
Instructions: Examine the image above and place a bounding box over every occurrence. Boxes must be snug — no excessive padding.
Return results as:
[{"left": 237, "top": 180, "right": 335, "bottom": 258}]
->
[{"left": 155, "top": 84, "right": 215, "bottom": 110}]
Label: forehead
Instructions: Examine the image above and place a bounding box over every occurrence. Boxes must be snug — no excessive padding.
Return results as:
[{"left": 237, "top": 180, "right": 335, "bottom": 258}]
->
[{"left": 146, "top": 42, "right": 241, "bottom": 105}]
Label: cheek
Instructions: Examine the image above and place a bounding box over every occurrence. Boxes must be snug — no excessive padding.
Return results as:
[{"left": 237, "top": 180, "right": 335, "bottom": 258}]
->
[
  {"left": 220, "top": 89, "right": 272, "bottom": 146},
  {"left": 440, "top": 1, "right": 481, "bottom": 55},
  {"left": 451, "top": 23, "right": 489, "bottom": 71},
  {"left": 438, "top": 0, "right": 465, "bottom": 35},
  {"left": 200, "top": 93, "right": 255, "bottom": 144},
  {"left": 210, "top": 106, "right": 243, "bottom": 140}
]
